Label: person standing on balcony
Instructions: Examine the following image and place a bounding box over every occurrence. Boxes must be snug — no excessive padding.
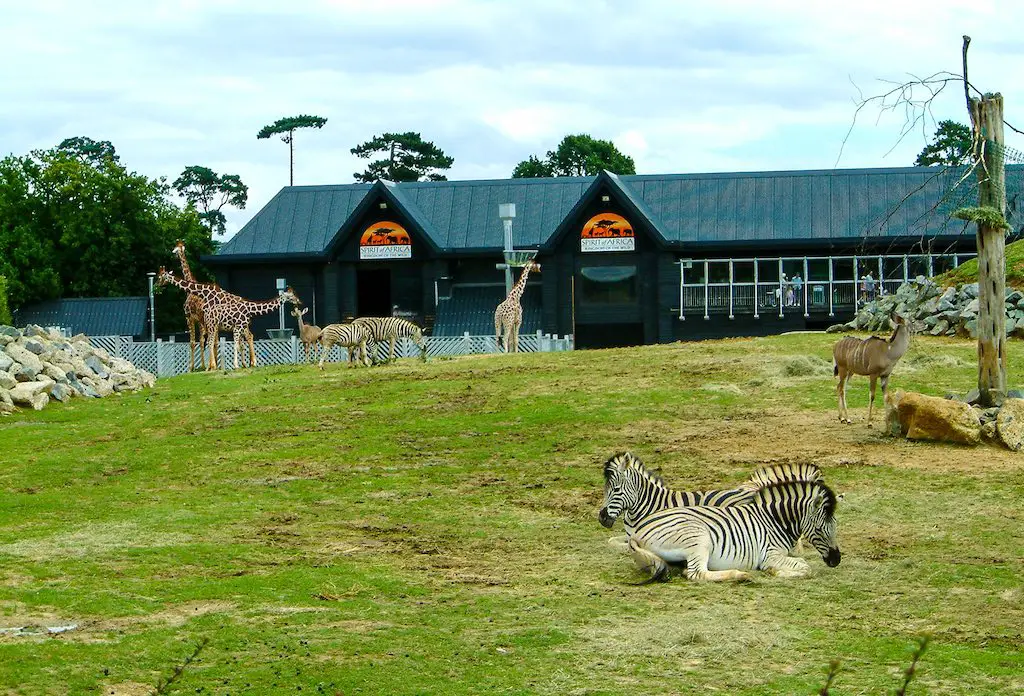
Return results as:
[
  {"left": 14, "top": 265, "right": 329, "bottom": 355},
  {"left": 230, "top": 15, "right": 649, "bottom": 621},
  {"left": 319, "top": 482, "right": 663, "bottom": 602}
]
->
[
  {"left": 865, "top": 273, "right": 876, "bottom": 302},
  {"left": 792, "top": 274, "right": 803, "bottom": 305}
]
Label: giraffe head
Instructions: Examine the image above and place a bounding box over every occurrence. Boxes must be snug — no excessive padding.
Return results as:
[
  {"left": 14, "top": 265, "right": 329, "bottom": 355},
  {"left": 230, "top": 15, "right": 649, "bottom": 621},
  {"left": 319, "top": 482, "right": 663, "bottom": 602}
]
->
[
  {"left": 172, "top": 240, "right": 186, "bottom": 257},
  {"left": 281, "top": 287, "right": 301, "bottom": 306},
  {"left": 155, "top": 266, "right": 175, "bottom": 287},
  {"left": 525, "top": 259, "right": 541, "bottom": 273}
]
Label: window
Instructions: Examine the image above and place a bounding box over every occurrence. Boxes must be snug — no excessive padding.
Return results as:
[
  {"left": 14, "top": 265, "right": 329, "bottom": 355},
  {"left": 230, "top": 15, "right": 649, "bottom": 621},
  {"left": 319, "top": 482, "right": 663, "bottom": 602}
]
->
[{"left": 579, "top": 266, "right": 638, "bottom": 304}]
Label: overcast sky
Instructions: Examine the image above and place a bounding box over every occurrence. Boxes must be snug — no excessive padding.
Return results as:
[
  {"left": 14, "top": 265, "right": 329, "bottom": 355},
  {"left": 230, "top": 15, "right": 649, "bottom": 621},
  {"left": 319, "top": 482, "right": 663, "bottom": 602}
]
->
[{"left": 3, "top": 0, "right": 1023, "bottom": 238}]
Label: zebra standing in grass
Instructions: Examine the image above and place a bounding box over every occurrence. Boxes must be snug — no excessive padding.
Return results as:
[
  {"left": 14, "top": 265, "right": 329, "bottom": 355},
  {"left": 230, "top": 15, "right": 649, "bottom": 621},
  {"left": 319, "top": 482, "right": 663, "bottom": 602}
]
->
[
  {"left": 607, "top": 479, "right": 842, "bottom": 583},
  {"left": 598, "top": 452, "right": 823, "bottom": 550},
  {"left": 352, "top": 317, "right": 427, "bottom": 363},
  {"left": 318, "top": 323, "right": 372, "bottom": 369}
]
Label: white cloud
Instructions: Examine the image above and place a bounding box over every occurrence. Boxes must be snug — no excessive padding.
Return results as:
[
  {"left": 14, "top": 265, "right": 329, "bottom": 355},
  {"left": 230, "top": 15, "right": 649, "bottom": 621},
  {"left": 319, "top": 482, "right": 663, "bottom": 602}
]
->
[{"left": 2, "top": 0, "right": 1023, "bottom": 240}]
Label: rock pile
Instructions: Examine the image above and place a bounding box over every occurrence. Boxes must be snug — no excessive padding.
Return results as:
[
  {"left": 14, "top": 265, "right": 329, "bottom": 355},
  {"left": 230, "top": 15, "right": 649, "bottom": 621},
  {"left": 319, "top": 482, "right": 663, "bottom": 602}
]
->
[
  {"left": 0, "top": 325, "right": 155, "bottom": 415},
  {"left": 828, "top": 276, "right": 1024, "bottom": 339}
]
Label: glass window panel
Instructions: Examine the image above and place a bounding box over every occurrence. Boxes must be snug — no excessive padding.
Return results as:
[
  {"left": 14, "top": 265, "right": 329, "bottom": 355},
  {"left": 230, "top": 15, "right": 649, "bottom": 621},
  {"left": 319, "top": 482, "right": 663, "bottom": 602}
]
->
[{"left": 579, "top": 265, "right": 638, "bottom": 304}]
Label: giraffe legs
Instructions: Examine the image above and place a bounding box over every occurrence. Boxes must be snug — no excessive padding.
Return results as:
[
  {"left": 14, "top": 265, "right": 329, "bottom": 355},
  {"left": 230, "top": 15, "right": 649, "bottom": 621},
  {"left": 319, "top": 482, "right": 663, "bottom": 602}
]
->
[{"left": 247, "top": 328, "right": 257, "bottom": 368}]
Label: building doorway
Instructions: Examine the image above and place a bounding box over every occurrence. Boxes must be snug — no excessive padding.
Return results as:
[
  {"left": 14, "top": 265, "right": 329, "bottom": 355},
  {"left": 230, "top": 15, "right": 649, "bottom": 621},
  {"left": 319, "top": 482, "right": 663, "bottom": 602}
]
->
[{"left": 357, "top": 268, "right": 392, "bottom": 317}]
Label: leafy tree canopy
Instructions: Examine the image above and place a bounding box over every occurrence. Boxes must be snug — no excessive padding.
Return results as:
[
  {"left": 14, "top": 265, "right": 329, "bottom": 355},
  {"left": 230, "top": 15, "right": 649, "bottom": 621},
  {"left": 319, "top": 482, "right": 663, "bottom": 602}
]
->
[
  {"left": 56, "top": 136, "right": 119, "bottom": 167},
  {"left": 512, "top": 134, "right": 636, "bottom": 178},
  {"left": 257, "top": 115, "right": 328, "bottom": 142},
  {"left": 351, "top": 132, "right": 454, "bottom": 182},
  {"left": 915, "top": 120, "right": 973, "bottom": 167},
  {"left": 173, "top": 165, "right": 248, "bottom": 236},
  {"left": 0, "top": 142, "right": 212, "bottom": 333}
]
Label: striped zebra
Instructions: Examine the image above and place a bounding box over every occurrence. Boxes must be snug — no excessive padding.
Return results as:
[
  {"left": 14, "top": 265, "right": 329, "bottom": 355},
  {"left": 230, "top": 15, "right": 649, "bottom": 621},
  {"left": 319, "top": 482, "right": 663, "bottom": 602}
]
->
[
  {"left": 317, "top": 323, "right": 372, "bottom": 369},
  {"left": 352, "top": 317, "right": 427, "bottom": 363},
  {"left": 614, "top": 479, "right": 842, "bottom": 583},
  {"left": 598, "top": 451, "right": 823, "bottom": 549}
]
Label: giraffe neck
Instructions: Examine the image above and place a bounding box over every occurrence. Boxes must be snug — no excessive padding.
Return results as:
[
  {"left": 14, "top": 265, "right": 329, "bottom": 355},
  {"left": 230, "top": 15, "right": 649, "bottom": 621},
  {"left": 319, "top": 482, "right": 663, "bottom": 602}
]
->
[
  {"left": 508, "top": 266, "right": 533, "bottom": 302},
  {"left": 241, "top": 296, "right": 286, "bottom": 317},
  {"left": 175, "top": 248, "right": 195, "bottom": 282}
]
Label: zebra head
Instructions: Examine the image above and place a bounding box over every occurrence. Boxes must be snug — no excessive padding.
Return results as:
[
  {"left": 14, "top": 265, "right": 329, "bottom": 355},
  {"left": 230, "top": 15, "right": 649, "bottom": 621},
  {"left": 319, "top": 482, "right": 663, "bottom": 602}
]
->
[
  {"left": 801, "top": 483, "right": 842, "bottom": 567},
  {"left": 412, "top": 325, "right": 427, "bottom": 360},
  {"left": 599, "top": 452, "right": 656, "bottom": 528}
]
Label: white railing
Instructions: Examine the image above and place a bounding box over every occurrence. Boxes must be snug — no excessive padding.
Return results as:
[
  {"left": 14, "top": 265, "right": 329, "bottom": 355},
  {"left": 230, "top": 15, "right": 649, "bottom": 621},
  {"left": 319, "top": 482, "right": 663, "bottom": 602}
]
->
[
  {"left": 678, "top": 252, "right": 974, "bottom": 320},
  {"left": 88, "top": 331, "right": 574, "bottom": 378}
]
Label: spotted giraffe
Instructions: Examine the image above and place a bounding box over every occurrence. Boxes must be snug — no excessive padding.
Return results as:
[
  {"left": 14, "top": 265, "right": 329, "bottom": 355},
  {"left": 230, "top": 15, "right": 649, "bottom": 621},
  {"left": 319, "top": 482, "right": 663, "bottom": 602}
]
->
[
  {"left": 157, "top": 268, "right": 298, "bottom": 369},
  {"left": 172, "top": 240, "right": 237, "bottom": 371},
  {"left": 494, "top": 260, "right": 540, "bottom": 353}
]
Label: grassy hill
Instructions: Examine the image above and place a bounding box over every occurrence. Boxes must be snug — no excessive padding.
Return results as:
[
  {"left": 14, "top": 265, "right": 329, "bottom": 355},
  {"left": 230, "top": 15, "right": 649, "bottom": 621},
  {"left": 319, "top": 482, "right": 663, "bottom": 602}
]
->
[
  {"left": 935, "top": 237, "right": 1024, "bottom": 288},
  {"left": 1, "top": 336, "right": 1023, "bottom": 694}
]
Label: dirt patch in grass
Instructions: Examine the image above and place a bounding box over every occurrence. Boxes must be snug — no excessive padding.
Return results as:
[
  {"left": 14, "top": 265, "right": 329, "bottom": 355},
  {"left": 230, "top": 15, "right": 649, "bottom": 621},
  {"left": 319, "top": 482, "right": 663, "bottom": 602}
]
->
[{"left": 0, "top": 523, "right": 194, "bottom": 561}]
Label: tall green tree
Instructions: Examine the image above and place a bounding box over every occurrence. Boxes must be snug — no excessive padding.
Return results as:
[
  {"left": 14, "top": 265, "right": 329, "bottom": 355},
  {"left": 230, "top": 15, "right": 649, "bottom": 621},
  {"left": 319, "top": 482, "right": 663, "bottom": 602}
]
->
[
  {"left": 0, "top": 142, "right": 211, "bottom": 330},
  {"left": 56, "top": 136, "right": 119, "bottom": 167},
  {"left": 351, "top": 132, "right": 454, "bottom": 182},
  {"left": 172, "top": 165, "right": 248, "bottom": 236},
  {"left": 257, "top": 115, "right": 328, "bottom": 186},
  {"left": 914, "top": 120, "right": 973, "bottom": 167},
  {"left": 512, "top": 134, "right": 636, "bottom": 178}
]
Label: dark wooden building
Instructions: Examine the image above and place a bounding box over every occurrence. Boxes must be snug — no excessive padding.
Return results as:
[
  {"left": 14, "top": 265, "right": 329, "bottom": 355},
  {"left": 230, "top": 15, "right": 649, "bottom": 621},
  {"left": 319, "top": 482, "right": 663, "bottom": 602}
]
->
[{"left": 206, "top": 167, "right": 1020, "bottom": 348}]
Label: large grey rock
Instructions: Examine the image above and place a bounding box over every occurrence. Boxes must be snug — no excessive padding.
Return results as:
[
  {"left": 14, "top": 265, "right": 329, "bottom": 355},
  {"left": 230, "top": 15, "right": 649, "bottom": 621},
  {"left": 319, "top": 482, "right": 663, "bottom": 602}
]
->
[
  {"left": 21, "top": 338, "right": 47, "bottom": 355},
  {"left": 14, "top": 365, "right": 39, "bottom": 382},
  {"left": 0, "top": 352, "right": 12, "bottom": 372},
  {"left": 49, "top": 383, "right": 73, "bottom": 403},
  {"left": 84, "top": 355, "right": 109, "bottom": 379},
  {"left": 0, "top": 371, "right": 16, "bottom": 390},
  {"left": 9, "top": 380, "right": 53, "bottom": 402},
  {"left": 962, "top": 283, "right": 980, "bottom": 299},
  {"left": 43, "top": 364, "right": 69, "bottom": 384},
  {"left": 1007, "top": 290, "right": 1023, "bottom": 305},
  {"left": 929, "top": 319, "right": 950, "bottom": 336},
  {"left": 0, "top": 326, "right": 19, "bottom": 338},
  {"left": 71, "top": 357, "right": 91, "bottom": 378},
  {"left": 5, "top": 343, "right": 42, "bottom": 375}
]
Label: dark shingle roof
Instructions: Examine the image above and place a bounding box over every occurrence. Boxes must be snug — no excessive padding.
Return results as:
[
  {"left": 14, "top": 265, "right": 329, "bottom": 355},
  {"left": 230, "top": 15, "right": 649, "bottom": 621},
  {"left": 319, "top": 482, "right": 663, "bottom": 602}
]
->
[
  {"left": 14, "top": 297, "right": 149, "bottom": 337},
  {"left": 214, "top": 166, "right": 1022, "bottom": 260},
  {"left": 433, "top": 284, "right": 542, "bottom": 336}
]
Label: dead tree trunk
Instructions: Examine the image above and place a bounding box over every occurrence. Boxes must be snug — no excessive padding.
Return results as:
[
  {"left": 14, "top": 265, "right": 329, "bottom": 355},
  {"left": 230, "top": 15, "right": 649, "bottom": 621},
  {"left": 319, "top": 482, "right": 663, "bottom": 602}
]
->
[{"left": 968, "top": 92, "right": 1007, "bottom": 406}]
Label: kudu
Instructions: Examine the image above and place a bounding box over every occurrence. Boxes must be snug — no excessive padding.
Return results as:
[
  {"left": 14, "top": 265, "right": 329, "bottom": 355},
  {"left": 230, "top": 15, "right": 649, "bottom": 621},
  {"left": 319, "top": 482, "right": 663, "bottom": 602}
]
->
[{"left": 832, "top": 313, "right": 911, "bottom": 424}]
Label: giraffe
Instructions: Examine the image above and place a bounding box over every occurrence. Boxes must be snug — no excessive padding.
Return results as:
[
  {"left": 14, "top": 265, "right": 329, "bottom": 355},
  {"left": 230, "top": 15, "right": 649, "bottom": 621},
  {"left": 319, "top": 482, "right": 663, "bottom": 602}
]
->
[
  {"left": 157, "top": 268, "right": 296, "bottom": 369},
  {"left": 171, "top": 240, "right": 215, "bottom": 371},
  {"left": 494, "top": 259, "right": 540, "bottom": 353}
]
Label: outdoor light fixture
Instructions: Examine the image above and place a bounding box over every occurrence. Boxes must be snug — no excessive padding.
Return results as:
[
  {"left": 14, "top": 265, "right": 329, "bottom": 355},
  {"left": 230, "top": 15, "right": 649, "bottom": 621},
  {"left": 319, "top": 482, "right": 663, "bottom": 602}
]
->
[
  {"left": 601, "top": 195, "right": 610, "bottom": 202},
  {"left": 146, "top": 272, "right": 156, "bottom": 342},
  {"left": 379, "top": 202, "right": 387, "bottom": 209},
  {"left": 498, "top": 203, "right": 517, "bottom": 294}
]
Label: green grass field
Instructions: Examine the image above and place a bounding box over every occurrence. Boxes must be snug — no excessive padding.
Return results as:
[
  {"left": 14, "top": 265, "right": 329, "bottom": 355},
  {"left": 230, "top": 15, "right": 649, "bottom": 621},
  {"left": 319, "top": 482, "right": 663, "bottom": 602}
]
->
[{"left": 2, "top": 334, "right": 1023, "bottom": 695}]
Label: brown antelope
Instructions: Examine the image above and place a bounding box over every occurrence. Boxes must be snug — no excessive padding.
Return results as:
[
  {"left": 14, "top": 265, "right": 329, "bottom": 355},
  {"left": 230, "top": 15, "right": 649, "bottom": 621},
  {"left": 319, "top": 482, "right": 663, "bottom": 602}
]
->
[
  {"left": 291, "top": 307, "right": 322, "bottom": 363},
  {"left": 832, "top": 312, "right": 911, "bottom": 424}
]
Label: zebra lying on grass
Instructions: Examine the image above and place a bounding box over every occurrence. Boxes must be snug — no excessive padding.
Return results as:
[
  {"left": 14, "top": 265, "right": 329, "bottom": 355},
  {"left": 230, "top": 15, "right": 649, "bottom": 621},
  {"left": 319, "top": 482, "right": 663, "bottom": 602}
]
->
[
  {"left": 598, "top": 452, "right": 823, "bottom": 551},
  {"left": 605, "top": 479, "right": 842, "bottom": 583},
  {"left": 352, "top": 317, "right": 426, "bottom": 363}
]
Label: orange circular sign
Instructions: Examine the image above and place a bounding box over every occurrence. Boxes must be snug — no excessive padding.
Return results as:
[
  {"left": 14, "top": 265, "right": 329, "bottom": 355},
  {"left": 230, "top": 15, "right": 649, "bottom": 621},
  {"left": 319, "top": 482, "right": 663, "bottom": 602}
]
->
[
  {"left": 360, "top": 221, "right": 411, "bottom": 246},
  {"left": 581, "top": 213, "right": 633, "bottom": 239}
]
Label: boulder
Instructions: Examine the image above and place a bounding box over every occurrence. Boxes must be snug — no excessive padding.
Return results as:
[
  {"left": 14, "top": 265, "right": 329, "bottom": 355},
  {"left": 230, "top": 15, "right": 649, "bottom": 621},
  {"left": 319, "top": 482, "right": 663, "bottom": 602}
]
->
[
  {"left": 826, "top": 323, "right": 848, "bottom": 334},
  {"left": 84, "top": 355, "right": 109, "bottom": 379},
  {"left": 0, "top": 351, "right": 12, "bottom": 372},
  {"left": 9, "top": 381, "right": 54, "bottom": 411},
  {"left": 0, "top": 326, "right": 19, "bottom": 338},
  {"left": 21, "top": 338, "right": 47, "bottom": 356},
  {"left": 5, "top": 343, "right": 42, "bottom": 376},
  {"left": 929, "top": 319, "right": 950, "bottom": 336},
  {"left": 49, "top": 382, "right": 73, "bottom": 403},
  {"left": 43, "top": 364, "right": 69, "bottom": 384},
  {"left": 0, "top": 389, "right": 15, "bottom": 415},
  {"left": 14, "top": 365, "right": 38, "bottom": 382},
  {"left": 995, "top": 398, "right": 1024, "bottom": 451},
  {"left": 886, "top": 389, "right": 982, "bottom": 445},
  {"left": 0, "top": 371, "right": 16, "bottom": 390},
  {"left": 71, "top": 357, "right": 92, "bottom": 378}
]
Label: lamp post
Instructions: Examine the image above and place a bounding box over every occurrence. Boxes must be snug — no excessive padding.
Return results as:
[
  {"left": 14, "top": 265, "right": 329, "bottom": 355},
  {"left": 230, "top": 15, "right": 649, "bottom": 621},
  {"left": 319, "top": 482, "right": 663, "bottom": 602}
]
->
[
  {"left": 146, "top": 272, "right": 156, "bottom": 342},
  {"left": 498, "top": 203, "right": 516, "bottom": 294},
  {"left": 276, "top": 277, "right": 287, "bottom": 331}
]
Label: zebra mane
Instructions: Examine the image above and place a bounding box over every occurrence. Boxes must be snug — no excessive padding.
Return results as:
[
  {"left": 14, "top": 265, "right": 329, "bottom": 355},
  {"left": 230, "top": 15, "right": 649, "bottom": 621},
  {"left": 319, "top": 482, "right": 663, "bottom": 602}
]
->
[
  {"left": 603, "top": 452, "right": 666, "bottom": 487},
  {"left": 743, "top": 462, "right": 822, "bottom": 489},
  {"left": 752, "top": 479, "right": 838, "bottom": 518}
]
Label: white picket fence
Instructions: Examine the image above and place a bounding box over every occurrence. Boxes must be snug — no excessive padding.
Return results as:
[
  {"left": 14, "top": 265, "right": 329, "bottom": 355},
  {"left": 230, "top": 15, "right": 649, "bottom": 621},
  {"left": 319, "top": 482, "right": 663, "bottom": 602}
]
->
[{"left": 88, "top": 332, "right": 574, "bottom": 378}]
